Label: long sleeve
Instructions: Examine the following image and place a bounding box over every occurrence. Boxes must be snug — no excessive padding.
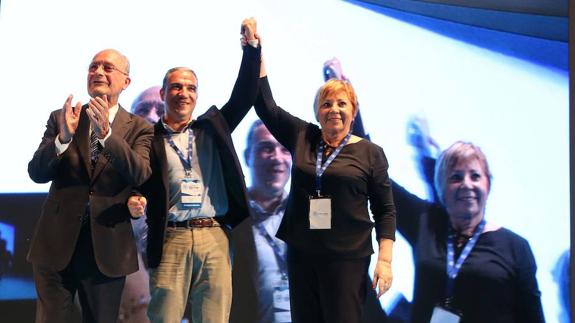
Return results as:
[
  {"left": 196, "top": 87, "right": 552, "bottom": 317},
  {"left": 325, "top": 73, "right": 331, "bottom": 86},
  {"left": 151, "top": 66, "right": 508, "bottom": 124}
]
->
[
  {"left": 391, "top": 180, "right": 433, "bottom": 246},
  {"left": 254, "top": 76, "right": 309, "bottom": 153},
  {"left": 514, "top": 237, "right": 545, "bottom": 323},
  {"left": 368, "top": 146, "right": 396, "bottom": 241},
  {"left": 28, "top": 110, "right": 62, "bottom": 183},
  {"left": 99, "top": 115, "right": 153, "bottom": 187},
  {"left": 220, "top": 45, "right": 261, "bottom": 131}
]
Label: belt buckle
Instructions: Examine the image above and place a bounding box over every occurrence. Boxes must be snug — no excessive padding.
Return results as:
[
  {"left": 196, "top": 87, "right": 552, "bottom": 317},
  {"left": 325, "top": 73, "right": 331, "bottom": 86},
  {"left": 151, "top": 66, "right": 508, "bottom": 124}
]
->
[{"left": 199, "top": 218, "right": 212, "bottom": 228}]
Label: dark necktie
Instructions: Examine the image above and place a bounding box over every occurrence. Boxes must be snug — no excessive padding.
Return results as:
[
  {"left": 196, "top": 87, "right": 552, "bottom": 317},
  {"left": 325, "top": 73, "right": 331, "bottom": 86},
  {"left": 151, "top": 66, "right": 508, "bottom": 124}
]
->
[{"left": 90, "top": 130, "right": 101, "bottom": 168}]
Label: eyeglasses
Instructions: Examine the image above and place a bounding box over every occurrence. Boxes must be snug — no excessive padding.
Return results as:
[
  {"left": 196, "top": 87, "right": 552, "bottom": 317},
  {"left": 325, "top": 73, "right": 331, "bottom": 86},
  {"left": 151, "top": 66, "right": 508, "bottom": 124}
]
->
[{"left": 88, "top": 62, "right": 129, "bottom": 76}]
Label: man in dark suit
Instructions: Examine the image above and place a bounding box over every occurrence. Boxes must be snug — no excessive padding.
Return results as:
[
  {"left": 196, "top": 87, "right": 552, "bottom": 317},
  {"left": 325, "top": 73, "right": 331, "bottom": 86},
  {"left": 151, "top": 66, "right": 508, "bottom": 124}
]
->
[
  {"left": 27, "top": 48, "right": 153, "bottom": 323},
  {"left": 127, "top": 19, "right": 260, "bottom": 323}
]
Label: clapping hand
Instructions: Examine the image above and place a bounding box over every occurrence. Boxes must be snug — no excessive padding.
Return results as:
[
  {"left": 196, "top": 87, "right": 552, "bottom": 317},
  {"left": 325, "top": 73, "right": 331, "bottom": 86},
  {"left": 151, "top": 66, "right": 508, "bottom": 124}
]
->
[
  {"left": 86, "top": 96, "right": 111, "bottom": 139},
  {"left": 58, "top": 95, "right": 82, "bottom": 143}
]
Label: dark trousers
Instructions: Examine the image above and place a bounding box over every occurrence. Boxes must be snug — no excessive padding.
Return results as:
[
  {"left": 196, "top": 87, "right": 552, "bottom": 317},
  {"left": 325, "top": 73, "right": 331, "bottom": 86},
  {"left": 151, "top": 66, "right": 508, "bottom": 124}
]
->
[
  {"left": 287, "top": 249, "right": 370, "bottom": 323},
  {"left": 33, "top": 224, "right": 125, "bottom": 323}
]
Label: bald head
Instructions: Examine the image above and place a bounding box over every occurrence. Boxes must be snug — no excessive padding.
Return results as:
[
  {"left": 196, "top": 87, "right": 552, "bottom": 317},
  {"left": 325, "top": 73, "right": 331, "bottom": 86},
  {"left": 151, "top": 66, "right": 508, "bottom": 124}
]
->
[
  {"left": 87, "top": 49, "right": 131, "bottom": 106},
  {"left": 92, "top": 49, "right": 130, "bottom": 74},
  {"left": 132, "top": 86, "right": 164, "bottom": 123}
]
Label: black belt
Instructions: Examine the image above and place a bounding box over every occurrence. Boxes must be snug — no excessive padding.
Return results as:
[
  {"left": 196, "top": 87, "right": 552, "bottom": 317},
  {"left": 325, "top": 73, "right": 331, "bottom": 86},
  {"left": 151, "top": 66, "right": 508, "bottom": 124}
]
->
[{"left": 167, "top": 218, "right": 220, "bottom": 228}]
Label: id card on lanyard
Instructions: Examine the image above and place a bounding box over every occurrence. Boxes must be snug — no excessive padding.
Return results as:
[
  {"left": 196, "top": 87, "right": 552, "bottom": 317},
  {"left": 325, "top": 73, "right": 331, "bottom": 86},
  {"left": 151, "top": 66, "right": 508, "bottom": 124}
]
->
[
  {"left": 181, "top": 177, "right": 202, "bottom": 208},
  {"left": 168, "top": 129, "right": 203, "bottom": 209},
  {"left": 273, "top": 277, "right": 291, "bottom": 322},
  {"left": 430, "top": 219, "right": 485, "bottom": 323},
  {"left": 430, "top": 306, "right": 460, "bottom": 323},
  {"left": 309, "top": 132, "right": 351, "bottom": 230}
]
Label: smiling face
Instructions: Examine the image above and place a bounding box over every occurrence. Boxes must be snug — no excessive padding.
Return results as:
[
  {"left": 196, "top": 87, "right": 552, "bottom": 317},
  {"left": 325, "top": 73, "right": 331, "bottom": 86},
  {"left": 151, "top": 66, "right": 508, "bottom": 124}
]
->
[
  {"left": 245, "top": 123, "right": 292, "bottom": 198},
  {"left": 87, "top": 49, "right": 131, "bottom": 106},
  {"left": 314, "top": 79, "right": 358, "bottom": 140},
  {"left": 160, "top": 68, "right": 198, "bottom": 124},
  {"left": 443, "top": 157, "right": 490, "bottom": 224},
  {"left": 317, "top": 91, "right": 356, "bottom": 137}
]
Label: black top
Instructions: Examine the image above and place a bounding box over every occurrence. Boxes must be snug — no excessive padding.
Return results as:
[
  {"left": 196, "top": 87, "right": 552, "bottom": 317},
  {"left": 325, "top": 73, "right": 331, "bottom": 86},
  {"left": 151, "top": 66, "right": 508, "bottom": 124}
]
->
[
  {"left": 254, "top": 77, "right": 396, "bottom": 258},
  {"left": 392, "top": 182, "right": 545, "bottom": 323}
]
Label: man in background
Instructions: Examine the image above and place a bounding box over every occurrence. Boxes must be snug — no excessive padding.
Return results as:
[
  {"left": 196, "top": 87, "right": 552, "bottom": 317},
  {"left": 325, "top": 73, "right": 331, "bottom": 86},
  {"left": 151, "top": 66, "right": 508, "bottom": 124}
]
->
[
  {"left": 231, "top": 120, "right": 293, "bottom": 323},
  {"left": 118, "top": 86, "right": 165, "bottom": 323},
  {"left": 131, "top": 86, "right": 164, "bottom": 124}
]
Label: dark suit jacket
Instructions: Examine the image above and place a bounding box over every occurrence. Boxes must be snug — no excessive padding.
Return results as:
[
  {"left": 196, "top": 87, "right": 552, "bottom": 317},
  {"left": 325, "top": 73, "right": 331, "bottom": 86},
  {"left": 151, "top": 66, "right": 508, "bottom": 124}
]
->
[
  {"left": 27, "top": 106, "right": 153, "bottom": 277},
  {"left": 142, "top": 45, "right": 261, "bottom": 269},
  {"left": 230, "top": 215, "right": 260, "bottom": 323}
]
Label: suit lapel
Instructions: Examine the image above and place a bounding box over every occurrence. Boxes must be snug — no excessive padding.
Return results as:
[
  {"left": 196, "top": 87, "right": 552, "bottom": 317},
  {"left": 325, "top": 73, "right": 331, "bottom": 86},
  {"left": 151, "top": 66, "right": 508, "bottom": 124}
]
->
[
  {"left": 91, "top": 106, "right": 132, "bottom": 182},
  {"left": 153, "top": 123, "right": 170, "bottom": 195},
  {"left": 110, "top": 106, "right": 132, "bottom": 141}
]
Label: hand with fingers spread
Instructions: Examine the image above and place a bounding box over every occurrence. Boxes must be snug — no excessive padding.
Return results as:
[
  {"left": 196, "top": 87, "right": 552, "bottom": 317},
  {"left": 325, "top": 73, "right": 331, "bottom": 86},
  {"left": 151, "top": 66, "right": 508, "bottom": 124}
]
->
[
  {"left": 86, "top": 96, "right": 111, "bottom": 139},
  {"left": 59, "top": 95, "right": 82, "bottom": 143},
  {"left": 127, "top": 196, "right": 147, "bottom": 219}
]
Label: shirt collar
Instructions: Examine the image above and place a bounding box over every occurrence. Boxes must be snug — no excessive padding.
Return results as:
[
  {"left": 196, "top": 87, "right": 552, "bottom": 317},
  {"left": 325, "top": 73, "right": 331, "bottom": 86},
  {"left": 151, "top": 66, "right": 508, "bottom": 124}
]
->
[
  {"left": 108, "top": 104, "right": 120, "bottom": 124},
  {"left": 160, "top": 116, "right": 195, "bottom": 134},
  {"left": 249, "top": 191, "right": 288, "bottom": 222}
]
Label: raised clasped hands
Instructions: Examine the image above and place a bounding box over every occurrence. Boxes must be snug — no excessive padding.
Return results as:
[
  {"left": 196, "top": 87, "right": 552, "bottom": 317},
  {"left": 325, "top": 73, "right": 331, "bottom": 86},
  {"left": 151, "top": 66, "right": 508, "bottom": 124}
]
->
[
  {"left": 86, "top": 96, "right": 111, "bottom": 139},
  {"left": 127, "top": 195, "right": 147, "bottom": 219},
  {"left": 58, "top": 95, "right": 82, "bottom": 144},
  {"left": 240, "top": 17, "right": 258, "bottom": 47},
  {"left": 406, "top": 115, "right": 439, "bottom": 158},
  {"left": 324, "top": 57, "right": 348, "bottom": 82}
]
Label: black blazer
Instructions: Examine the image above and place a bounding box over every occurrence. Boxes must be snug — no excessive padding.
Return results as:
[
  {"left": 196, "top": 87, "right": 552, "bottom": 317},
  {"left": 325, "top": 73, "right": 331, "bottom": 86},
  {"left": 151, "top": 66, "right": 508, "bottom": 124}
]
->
[
  {"left": 143, "top": 45, "right": 261, "bottom": 269},
  {"left": 230, "top": 216, "right": 259, "bottom": 323},
  {"left": 27, "top": 106, "right": 153, "bottom": 277}
]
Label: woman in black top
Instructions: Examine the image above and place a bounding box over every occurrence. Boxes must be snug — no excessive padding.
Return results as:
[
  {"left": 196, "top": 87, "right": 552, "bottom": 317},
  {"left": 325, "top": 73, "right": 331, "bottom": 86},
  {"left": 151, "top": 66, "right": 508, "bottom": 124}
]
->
[
  {"left": 393, "top": 141, "right": 544, "bottom": 323},
  {"left": 253, "top": 57, "right": 396, "bottom": 323}
]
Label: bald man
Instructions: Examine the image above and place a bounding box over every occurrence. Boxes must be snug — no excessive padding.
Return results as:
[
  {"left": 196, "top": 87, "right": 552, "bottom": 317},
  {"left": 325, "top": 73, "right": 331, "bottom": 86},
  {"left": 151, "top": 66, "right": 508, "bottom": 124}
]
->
[
  {"left": 27, "top": 49, "right": 153, "bottom": 323},
  {"left": 131, "top": 86, "right": 164, "bottom": 124}
]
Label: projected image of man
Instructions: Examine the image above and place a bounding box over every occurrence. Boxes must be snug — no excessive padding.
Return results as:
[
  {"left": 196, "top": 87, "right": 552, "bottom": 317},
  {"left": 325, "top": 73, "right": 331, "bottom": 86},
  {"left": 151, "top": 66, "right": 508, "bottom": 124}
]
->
[
  {"left": 131, "top": 86, "right": 164, "bottom": 124},
  {"left": 231, "top": 120, "right": 293, "bottom": 323}
]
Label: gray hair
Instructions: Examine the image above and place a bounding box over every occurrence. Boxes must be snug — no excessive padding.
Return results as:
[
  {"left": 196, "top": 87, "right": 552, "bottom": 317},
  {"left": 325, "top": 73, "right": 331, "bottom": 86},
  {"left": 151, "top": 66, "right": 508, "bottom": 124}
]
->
[{"left": 162, "top": 67, "right": 198, "bottom": 90}]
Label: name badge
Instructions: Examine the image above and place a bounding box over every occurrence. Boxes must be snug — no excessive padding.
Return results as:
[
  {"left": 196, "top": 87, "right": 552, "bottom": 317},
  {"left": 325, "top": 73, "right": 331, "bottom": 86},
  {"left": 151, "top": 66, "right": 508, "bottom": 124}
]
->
[
  {"left": 181, "top": 178, "right": 202, "bottom": 209},
  {"left": 273, "top": 277, "right": 291, "bottom": 323},
  {"left": 430, "top": 306, "right": 461, "bottom": 323},
  {"left": 309, "top": 196, "right": 331, "bottom": 229}
]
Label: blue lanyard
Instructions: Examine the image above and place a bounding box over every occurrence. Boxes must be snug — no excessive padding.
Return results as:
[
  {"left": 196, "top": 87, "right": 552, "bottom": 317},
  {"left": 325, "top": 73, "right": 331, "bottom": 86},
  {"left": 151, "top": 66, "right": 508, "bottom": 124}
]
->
[
  {"left": 315, "top": 132, "right": 352, "bottom": 196},
  {"left": 167, "top": 129, "right": 194, "bottom": 172},
  {"left": 254, "top": 223, "right": 288, "bottom": 278},
  {"left": 445, "top": 219, "right": 485, "bottom": 298}
]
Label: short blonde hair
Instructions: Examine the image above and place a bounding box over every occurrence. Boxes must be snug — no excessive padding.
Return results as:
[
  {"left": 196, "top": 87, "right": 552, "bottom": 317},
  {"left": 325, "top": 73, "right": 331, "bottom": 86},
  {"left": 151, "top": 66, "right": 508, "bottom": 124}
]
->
[
  {"left": 434, "top": 141, "right": 492, "bottom": 205},
  {"left": 313, "top": 79, "right": 358, "bottom": 120}
]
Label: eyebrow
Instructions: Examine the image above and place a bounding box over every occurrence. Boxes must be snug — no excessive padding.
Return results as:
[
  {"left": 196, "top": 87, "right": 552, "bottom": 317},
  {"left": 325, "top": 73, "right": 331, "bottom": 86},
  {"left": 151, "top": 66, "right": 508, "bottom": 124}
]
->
[
  {"left": 169, "top": 82, "right": 197, "bottom": 87},
  {"left": 256, "top": 140, "right": 278, "bottom": 145}
]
